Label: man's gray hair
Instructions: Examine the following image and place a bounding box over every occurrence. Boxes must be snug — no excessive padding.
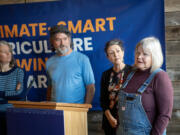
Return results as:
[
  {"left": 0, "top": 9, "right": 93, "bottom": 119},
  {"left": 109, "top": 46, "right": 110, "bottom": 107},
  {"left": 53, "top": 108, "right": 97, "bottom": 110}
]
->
[
  {"left": 49, "top": 25, "right": 73, "bottom": 51},
  {"left": 50, "top": 25, "right": 71, "bottom": 38},
  {"left": 135, "top": 37, "right": 163, "bottom": 72}
]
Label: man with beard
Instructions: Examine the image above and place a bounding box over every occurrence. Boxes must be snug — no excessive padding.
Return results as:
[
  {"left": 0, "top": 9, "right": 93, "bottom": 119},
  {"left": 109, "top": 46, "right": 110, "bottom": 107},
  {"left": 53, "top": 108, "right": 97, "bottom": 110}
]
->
[{"left": 46, "top": 25, "right": 95, "bottom": 104}]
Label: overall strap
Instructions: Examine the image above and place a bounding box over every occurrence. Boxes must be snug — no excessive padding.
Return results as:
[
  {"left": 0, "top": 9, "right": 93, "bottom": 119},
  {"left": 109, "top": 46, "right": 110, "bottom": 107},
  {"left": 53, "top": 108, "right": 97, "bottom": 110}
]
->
[
  {"left": 137, "top": 68, "right": 162, "bottom": 94},
  {"left": 121, "top": 70, "right": 136, "bottom": 89}
]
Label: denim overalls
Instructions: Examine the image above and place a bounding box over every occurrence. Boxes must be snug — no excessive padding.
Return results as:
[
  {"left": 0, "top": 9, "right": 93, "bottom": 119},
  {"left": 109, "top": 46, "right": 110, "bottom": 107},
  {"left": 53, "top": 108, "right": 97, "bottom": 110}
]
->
[{"left": 117, "top": 68, "right": 166, "bottom": 135}]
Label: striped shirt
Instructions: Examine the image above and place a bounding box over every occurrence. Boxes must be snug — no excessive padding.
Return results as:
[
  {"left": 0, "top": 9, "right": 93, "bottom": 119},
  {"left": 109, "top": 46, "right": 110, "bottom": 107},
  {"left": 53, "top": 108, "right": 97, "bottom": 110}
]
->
[{"left": 0, "top": 66, "right": 25, "bottom": 104}]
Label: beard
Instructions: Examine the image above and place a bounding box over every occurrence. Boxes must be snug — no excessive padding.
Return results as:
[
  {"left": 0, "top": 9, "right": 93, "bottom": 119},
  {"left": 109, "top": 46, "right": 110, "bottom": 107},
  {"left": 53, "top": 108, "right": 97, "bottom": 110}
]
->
[{"left": 55, "top": 45, "right": 70, "bottom": 55}]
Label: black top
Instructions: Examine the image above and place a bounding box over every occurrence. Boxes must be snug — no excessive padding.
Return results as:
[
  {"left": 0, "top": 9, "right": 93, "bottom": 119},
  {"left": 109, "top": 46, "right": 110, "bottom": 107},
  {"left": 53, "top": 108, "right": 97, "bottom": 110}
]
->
[{"left": 100, "top": 65, "right": 132, "bottom": 130}]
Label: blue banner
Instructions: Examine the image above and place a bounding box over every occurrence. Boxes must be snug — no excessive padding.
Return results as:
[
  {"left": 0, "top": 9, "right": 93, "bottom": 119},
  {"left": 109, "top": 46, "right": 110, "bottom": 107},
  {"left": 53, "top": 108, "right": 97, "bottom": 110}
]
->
[{"left": 0, "top": 0, "right": 165, "bottom": 110}]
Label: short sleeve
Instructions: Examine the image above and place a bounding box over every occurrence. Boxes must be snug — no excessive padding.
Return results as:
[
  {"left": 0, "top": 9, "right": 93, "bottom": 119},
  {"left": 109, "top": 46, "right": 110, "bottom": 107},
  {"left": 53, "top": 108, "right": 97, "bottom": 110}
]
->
[{"left": 81, "top": 55, "right": 95, "bottom": 85}]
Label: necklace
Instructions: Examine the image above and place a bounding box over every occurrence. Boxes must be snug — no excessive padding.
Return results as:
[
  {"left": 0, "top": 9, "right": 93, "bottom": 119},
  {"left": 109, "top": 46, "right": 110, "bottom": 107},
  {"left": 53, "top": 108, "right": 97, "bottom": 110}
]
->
[{"left": 108, "top": 70, "right": 124, "bottom": 109}]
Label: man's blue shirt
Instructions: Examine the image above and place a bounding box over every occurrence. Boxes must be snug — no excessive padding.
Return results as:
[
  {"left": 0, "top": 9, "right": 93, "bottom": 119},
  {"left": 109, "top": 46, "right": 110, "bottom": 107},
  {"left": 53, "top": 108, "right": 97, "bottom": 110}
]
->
[{"left": 46, "top": 51, "right": 95, "bottom": 103}]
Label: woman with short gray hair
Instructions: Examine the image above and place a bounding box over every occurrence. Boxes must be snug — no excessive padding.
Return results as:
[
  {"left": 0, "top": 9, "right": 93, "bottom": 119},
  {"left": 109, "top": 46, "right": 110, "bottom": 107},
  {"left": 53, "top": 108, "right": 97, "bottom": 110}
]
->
[{"left": 117, "top": 37, "right": 173, "bottom": 135}]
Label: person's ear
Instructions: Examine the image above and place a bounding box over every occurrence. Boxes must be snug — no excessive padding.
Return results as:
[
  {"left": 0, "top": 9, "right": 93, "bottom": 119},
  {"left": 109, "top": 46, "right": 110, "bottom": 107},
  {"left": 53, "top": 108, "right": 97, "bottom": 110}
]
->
[{"left": 49, "top": 38, "right": 55, "bottom": 51}]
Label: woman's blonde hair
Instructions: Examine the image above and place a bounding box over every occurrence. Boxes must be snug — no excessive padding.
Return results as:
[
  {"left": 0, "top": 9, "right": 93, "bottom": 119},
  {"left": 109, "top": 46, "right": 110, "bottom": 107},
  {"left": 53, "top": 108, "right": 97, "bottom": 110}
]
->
[{"left": 0, "top": 40, "right": 16, "bottom": 67}]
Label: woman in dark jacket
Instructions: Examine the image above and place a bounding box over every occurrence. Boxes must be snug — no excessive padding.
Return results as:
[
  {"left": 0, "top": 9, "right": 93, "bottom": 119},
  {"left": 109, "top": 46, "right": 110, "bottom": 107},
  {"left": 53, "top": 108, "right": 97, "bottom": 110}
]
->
[{"left": 100, "top": 39, "right": 131, "bottom": 135}]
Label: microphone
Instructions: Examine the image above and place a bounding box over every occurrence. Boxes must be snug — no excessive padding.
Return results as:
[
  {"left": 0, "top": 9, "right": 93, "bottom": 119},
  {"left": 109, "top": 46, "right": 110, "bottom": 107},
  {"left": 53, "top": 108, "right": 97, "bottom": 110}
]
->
[{"left": 26, "top": 77, "right": 35, "bottom": 101}]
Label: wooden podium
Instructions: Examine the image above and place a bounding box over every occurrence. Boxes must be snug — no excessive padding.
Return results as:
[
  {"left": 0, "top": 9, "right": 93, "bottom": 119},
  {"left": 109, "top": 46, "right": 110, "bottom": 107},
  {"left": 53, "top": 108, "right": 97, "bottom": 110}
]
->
[{"left": 8, "top": 101, "right": 92, "bottom": 135}]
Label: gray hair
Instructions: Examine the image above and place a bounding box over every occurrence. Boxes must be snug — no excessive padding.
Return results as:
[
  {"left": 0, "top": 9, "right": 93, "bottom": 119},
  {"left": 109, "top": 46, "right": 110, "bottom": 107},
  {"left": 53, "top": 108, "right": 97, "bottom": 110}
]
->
[
  {"left": 49, "top": 25, "right": 73, "bottom": 51},
  {"left": 135, "top": 37, "right": 163, "bottom": 72},
  {"left": 104, "top": 39, "right": 124, "bottom": 55},
  {"left": 0, "top": 40, "right": 16, "bottom": 67},
  {"left": 50, "top": 25, "right": 71, "bottom": 38}
]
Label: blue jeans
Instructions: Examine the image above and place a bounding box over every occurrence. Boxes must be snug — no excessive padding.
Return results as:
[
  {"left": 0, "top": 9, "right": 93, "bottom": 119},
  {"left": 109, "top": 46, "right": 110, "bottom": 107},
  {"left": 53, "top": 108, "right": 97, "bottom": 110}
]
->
[{"left": 117, "top": 91, "right": 166, "bottom": 135}]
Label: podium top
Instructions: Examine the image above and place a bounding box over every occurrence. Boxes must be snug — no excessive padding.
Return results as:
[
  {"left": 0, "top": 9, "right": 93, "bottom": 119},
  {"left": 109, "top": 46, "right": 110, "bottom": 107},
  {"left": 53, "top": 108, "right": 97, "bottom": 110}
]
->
[{"left": 8, "top": 101, "right": 92, "bottom": 112}]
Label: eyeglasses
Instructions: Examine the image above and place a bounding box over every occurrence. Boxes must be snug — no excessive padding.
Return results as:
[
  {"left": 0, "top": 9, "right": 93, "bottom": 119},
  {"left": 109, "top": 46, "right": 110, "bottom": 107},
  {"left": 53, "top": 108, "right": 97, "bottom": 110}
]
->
[{"left": 107, "top": 50, "right": 121, "bottom": 56}]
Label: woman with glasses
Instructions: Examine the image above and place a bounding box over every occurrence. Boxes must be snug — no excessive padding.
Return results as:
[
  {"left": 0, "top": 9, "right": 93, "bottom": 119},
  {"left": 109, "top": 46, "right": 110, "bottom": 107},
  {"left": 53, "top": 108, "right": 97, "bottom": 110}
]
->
[{"left": 100, "top": 39, "right": 132, "bottom": 135}]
